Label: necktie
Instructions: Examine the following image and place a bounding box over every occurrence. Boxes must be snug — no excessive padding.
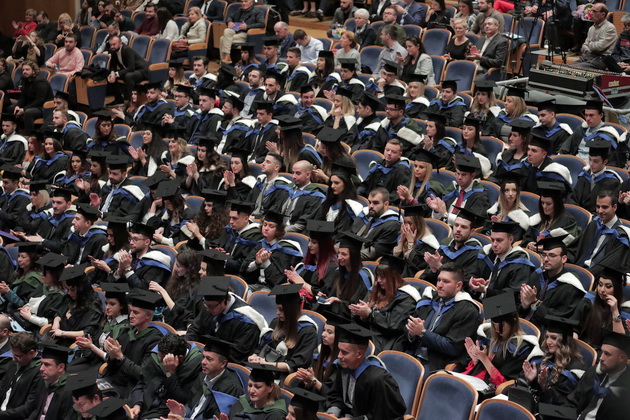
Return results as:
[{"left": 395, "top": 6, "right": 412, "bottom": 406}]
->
[
  {"left": 489, "top": 257, "right": 500, "bottom": 286},
  {"left": 202, "top": 1, "right": 210, "bottom": 16},
  {"left": 453, "top": 189, "right": 465, "bottom": 211},
  {"left": 101, "top": 186, "right": 116, "bottom": 213}
]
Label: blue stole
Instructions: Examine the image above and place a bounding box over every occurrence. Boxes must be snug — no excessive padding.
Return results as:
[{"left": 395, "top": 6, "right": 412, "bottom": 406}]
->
[
  {"left": 260, "top": 239, "right": 303, "bottom": 258},
  {"left": 211, "top": 390, "right": 239, "bottom": 415},
  {"left": 477, "top": 254, "right": 536, "bottom": 271},
  {"left": 544, "top": 360, "right": 579, "bottom": 387},
  {"left": 592, "top": 216, "right": 629, "bottom": 247},
  {"left": 542, "top": 122, "right": 563, "bottom": 138},
  {"left": 67, "top": 228, "right": 106, "bottom": 246},
  {"left": 135, "top": 99, "right": 167, "bottom": 121},
  {"left": 298, "top": 146, "right": 323, "bottom": 166},
  {"left": 442, "top": 187, "right": 485, "bottom": 203},
  {"left": 339, "top": 269, "right": 372, "bottom": 291},
  {"left": 384, "top": 117, "right": 410, "bottom": 139},
  {"left": 330, "top": 202, "right": 369, "bottom": 224},
  {"left": 245, "top": 122, "right": 276, "bottom": 139},
  {"left": 288, "top": 187, "right": 326, "bottom": 201},
  {"left": 297, "top": 105, "right": 324, "bottom": 125},
  {"left": 370, "top": 213, "right": 400, "bottom": 230},
  {"left": 497, "top": 159, "right": 526, "bottom": 172},
  {"left": 367, "top": 159, "right": 410, "bottom": 176},
  {"left": 62, "top": 121, "right": 82, "bottom": 134},
  {"left": 585, "top": 130, "right": 618, "bottom": 150},
  {"left": 57, "top": 172, "right": 89, "bottom": 185},
  {"left": 349, "top": 358, "right": 384, "bottom": 379},
  {"left": 33, "top": 152, "right": 66, "bottom": 170},
  {"left": 439, "top": 243, "right": 481, "bottom": 260},
  {"left": 593, "top": 376, "right": 613, "bottom": 396},
  {"left": 218, "top": 122, "right": 249, "bottom": 136},
  {"left": 173, "top": 105, "right": 192, "bottom": 118},
  {"left": 3, "top": 190, "right": 29, "bottom": 204},
  {"left": 429, "top": 98, "right": 465, "bottom": 110},
  {"left": 49, "top": 212, "right": 74, "bottom": 227},
  {"left": 111, "top": 187, "right": 141, "bottom": 204},
  {"left": 533, "top": 268, "right": 563, "bottom": 294},
  {"left": 216, "top": 309, "right": 256, "bottom": 327},
  {"left": 578, "top": 170, "right": 619, "bottom": 184},
  {"left": 137, "top": 256, "right": 171, "bottom": 272}
]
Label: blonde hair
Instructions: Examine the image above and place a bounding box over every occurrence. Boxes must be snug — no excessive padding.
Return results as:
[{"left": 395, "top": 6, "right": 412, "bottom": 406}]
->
[
  {"left": 188, "top": 6, "right": 202, "bottom": 17},
  {"left": 490, "top": 319, "right": 525, "bottom": 359},
  {"left": 331, "top": 95, "right": 355, "bottom": 118},
  {"left": 508, "top": 96, "right": 528, "bottom": 119},
  {"left": 452, "top": 17, "right": 467, "bottom": 30},
  {"left": 407, "top": 81, "right": 426, "bottom": 100},
  {"left": 342, "top": 30, "right": 357, "bottom": 48},
  {"left": 409, "top": 161, "right": 433, "bottom": 198}
]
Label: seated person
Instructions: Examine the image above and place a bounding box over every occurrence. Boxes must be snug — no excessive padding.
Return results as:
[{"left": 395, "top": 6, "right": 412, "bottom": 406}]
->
[{"left": 219, "top": 0, "right": 265, "bottom": 63}]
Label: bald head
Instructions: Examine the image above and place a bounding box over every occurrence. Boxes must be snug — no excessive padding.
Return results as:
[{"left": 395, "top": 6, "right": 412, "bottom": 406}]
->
[{"left": 292, "top": 160, "right": 312, "bottom": 187}]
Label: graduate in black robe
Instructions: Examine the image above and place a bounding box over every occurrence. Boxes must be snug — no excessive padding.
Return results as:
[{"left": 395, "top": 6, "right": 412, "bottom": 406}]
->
[
  {"left": 98, "top": 155, "right": 147, "bottom": 219},
  {"left": 31, "top": 343, "right": 74, "bottom": 420},
  {"left": 62, "top": 204, "right": 108, "bottom": 265},
  {"left": 245, "top": 101, "right": 280, "bottom": 164},
  {"left": 29, "top": 146, "right": 69, "bottom": 184},
  {"left": 132, "top": 83, "right": 172, "bottom": 131},
  {"left": 0, "top": 166, "right": 30, "bottom": 231},
  {"left": 209, "top": 213, "right": 263, "bottom": 276},
  {"left": 356, "top": 141, "right": 411, "bottom": 206},
  {"left": 425, "top": 80, "right": 467, "bottom": 127},
  {"left": 0, "top": 115, "right": 27, "bottom": 166},
  {"left": 296, "top": 86, "right": 329, "bottom": 136}
]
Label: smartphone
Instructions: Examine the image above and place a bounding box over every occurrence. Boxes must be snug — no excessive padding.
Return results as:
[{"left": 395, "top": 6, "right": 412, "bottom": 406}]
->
[{"left": 317, "top": 297, "right": 331, "bottom": 305}]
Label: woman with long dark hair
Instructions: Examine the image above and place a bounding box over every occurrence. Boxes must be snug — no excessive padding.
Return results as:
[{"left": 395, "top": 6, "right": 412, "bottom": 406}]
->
[
  {"left": 22, "top": 131, "right": 44, "bottom": 172},
  {"left": 149, "top": 250, "right": 201, "bottom": 331},
  {"left": 75, "top": 151, "right": 108, "bottom": 202},
  {"left": 89, "top": 216, "right": 130, "bottom": 284},
  {"left": 235, "top": 43, "right": 261, "bottom": 81},
  {"left": 221, "top": 150, "right": 257, "bottom": 201},
  {"left": 267, "top": 119, "right": 311, "bottom": 172},
  {"left": 285, "top": 221, "right": 338, "bottom": 309},
  {"left": 184, "top": 137, "right": 227, "bottom": 194},
  {"left": 454, "top": 0, "right": 476, "bottom": 30},
  {"left": 312, "top": 132, "right": 355, "bottom": 184},
  {"left": 249, "top": 285, "right": 318, "bottom": 376},
  {"left": 29, "top": 135, "right": 68, "bottom": 183},
  {"left": 392, "top": 205, "right": 440, "bottom": 277},
  {"left": 149, "top": 180, "right": 197, "bottom": 248},
  {"left": 57, "top": 150, "right": 90, "bottom": 195},
  {"left": 423, "top": 0, "right": 451, "bottom": 28},
  {"left": 444, "top": 117, "right": 489, "bottom": 173},
  {"left": 88, "top": 111, "right": 131, "bottom": 157},
  {"left": 75, "top": 0, "right": 94, "bottom": 26},
  {"left": 286, "top": 389, "right": 325, "bottom": 420},
  {"left": 492, "top": 88, "right": 538, "bottom": 141},
  {"left": 319, "top": 165, "right": 365, "bottom": 240},
  {"left": 186, "top": 189, "right": 231, "bottom": 249},
  {"left": 163, "top": 61, "right": 186, "bottom": 98},
  {"left": 422, "top": 113, "right": 456, "bottom": 168},
  {"left": 313, "top": 50, "right": 337, "bottom": 97},
  {"left": 0, "top": 243, "right": 41, "bottom": 314},
  {"left": 400, "top": 36, "right": 435, "bottom": 85},
  {"left": 130, "top": 129, "right": 168, "bottom": 177},
  {"left": 350, "top": 255, "right": 420, "bottom": 352},
  {"left": 155, "top": 7, "right": 179, "bottom": 40}
]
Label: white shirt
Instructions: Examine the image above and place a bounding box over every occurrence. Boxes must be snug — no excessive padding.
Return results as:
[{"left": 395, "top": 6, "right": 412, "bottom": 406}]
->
[{"left": 299, "top": 37, "right": 324, "bottom": 65}]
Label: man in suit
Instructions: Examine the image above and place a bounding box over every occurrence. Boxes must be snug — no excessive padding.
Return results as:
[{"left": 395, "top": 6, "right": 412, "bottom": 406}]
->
[
  {"left": 354, "top": 9, "right": 377, "bottom": 47},
  {"left": 219, "top": 0, "right": 265, "bottom": 62},
  {"left": 192, "top": 0, "right": 226, "bottom": 20},
  {"left": 394, "top": 0, "right": 427, "bottom": 25},
  {"left": 467, "top": 16, "right": 507, "bottom": 76},
  {"left": 106, "top": 35, "right": 149, "bottom": 105}
]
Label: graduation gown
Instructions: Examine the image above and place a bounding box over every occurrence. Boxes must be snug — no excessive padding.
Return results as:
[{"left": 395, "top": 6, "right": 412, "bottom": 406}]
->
[
  {"left": 294, "top": 261, "right": 338, "bottom": 308},
  {"left": 285, "top": 183, "right": 326, "bottom": 233},
  {"left": 241, "top": 238, "right": 303, "bottom": 287},
  {"left": 284, "top": 65, "right": 311, "bottom": 92},
  {"left": 30, "top": 373, "right": 74, "bottom": 420},
  {"left": 87, "top": 136, "right": 132, "bottom": 158},
  {"left": 218, "top": 116, "right": 252, "bottom": 155},
  {"left": 148, "top": 207, "right": 196, "bottom": 247},
  {"left": 29, "top": 152, "right": 69, "bottom": 184},
  {"left": 421, "top": 237, "right": 483, "bottom": 285},
  {"left": 405, "top": 97, "right": 430, "bottom": 120},
  {"left": 566, "top": 364, "right": 630, "bottom": 420},
  {"left": 133, "top": 99, "right": 171, "bottom": 131},
  {"left": 256, "top": 315, "right": 318, "bottom": 371},
  {"left": 0, "top": 359, "right": 44, "bottom": 420},
  {"left": 380, "top": 117, "right": 423, "bottom": 155},
  {"left": 0, "top": 271, "right": 41, "bottom": 314},
  {"left": 401, "top": 233, "right": 441, "bottom": 278},
  {"left": 405, "top": 289, "right": 481, "bottom": 371},
  {"left": 246, "top": 175, "right": 291, "bottom": 217},
  {"left": 351, "top": 209, "right": 401, "bottom": 260},
  {"left": 99, "top": 178, "right": 146, "bottom": 219},
  {"left": 558, "top": 124, "right": 624, "bottom": 167},
  {"left": 425, "top": 96, "right": 467, "bottom": 128},
  {"left": 491, "top": 112, "right": 538, "bottom": 142},
  {"left": 525, "top": 358, "right": 584, "bottom": 406},
  {"left": 59, "top": 121, "right": 89, "bottom": 153},
  {"left": 439, "top": 179, "right": 490, "bottom": 227},
  {"left": 472, "top": 244, "right": 536, "bottom": 299},
  {"left": 185, "top": 293, "right": 267, "bottom": 364},
  {"left": 186, "top": 367, "right": 244, "bottom": 420},
  {"left": 0, "top": 134, "right": 27, "bottom": 166},
  {"left": 39, "top": 210, "right": 76, "bottom": 254},
  {"left": 62, "top": 225, "right": 108, "bottom": 265},
  {"left": 521, "top": 212, "right": 580, "bottom": 250},
  {"left": 0, "top": 188, "right": 30, "bottom": 231},
  {"left": 229, "top": 396, "right": 287, "bottom": 420},
  {"left": 324, "top": 199, "right": 367, "bottom": 242},
  {"left": 467, "top": 106, "right": 501, "bottom": 137},
  {"left": 352, "top": 113, "right": 388, "bottom": 153},
  {"left": 573, "top": 168, "right": 621, "bottom": 213},
  {"left": 208, "top": 222, "right": 263, "bottom": 274},
  {"left": 322, "top": 115, "right": 358, "bottom": 148},
  {"left": 357, "top": 159, "right": 411, "bottom": 206},
  {"left": 244, "top": 121, "right": 279, "bottom": 164},
  {"left": 326, "top": 358, "right": 407, "bottom": 420},
  {"left": 295, "top": 104, "right": 328, "bottom": 136},
  {"left": 55, "top": 294, "right": 103, "bottom": 346},
  {"left": 160, "top": 151, "right": 196, "bottom": 181},
  {"left": 164, "top": 104, "right": 195, "bottom": 139},
  {"left": 108, "top": 249, "right": 172, "bottom": 288},
  {"left": 531, "top": 120, "right": 573, "bottom": 155},
  {"left": 318, "top": 268, "right": 373, "bottom": 320},
  {"left": 187, "top": 108, "right": 224, "bottom": 145}
]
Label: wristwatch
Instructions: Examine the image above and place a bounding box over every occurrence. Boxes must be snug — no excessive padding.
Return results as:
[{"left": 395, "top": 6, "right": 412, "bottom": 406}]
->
[
  {"left": 613, "top": 314, "right": 622, "bottom": 322},
  {"left": 531, "top": 300, "right": 542, "bottom": 311}
]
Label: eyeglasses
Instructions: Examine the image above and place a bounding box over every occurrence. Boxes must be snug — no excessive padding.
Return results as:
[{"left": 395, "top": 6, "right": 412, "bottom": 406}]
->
[{"left": 540, "top": 252, "right": 561, "bottom": 260}]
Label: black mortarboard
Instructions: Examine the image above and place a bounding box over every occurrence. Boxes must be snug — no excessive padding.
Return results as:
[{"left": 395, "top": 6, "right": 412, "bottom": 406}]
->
[
  {"left": 1, "top": 113, "right": 17, "bottom": 124},
  {"left": 506, "top": 86, "right": 527, "bottom": 98},
  {"left": 335, "top": 86, "right": 354, "bottom": 100},
  {"left": 54, "top": 91, "right": 71, "bottom": 103},
  {"left": 269, "top": 283, "right": 302, "bottom": 305},
  {"left": 483, "top": 293, "right": 517, "bottom": 323},
  {"left": 15, "top": 242, "right": 39, "bottom": 254},
  {"left": 202, "top": 189, "right": 228, "bottom": 203},
  {"left": 407, "top": 73, "right": 427, "bottom": 84},
  {"left": 321, "top": 310, "right": 351, "bottom": 327},
  {"left": 174, "top": 83, "right": 194, "bottom": 96},
  {"left": 265, "top": 70, "right": 286, "bottom": 87},
  {"left": 263, "top": 210, "right": 286, "bottom": 225},
  {"left": 378, "top": 254, "right": 406, "bottom": 273},
  {"left": 253, "top": 100, "right": 274, "bottom": 113},
  {"left": 289, "top": 388, "right": 326, "bottom": 413},
  {"left": 538, "top": 403, "right": 578, "bottom": 420},
  {"left": 106, "top": 155, "right": 129, "bottom": 171},
  {"left": 128, "top": 288, "right": 162, "bottom": 310},
  {"left": 88, "top": 150, "right": 110, "bottom": 165},
  {"left": 463, "top": 116, "right": 481, "bottom": 129},
  {"left": 100, "top": 282, "right": 130, "bottom": 300},
  {"left": 545, "top": 315, "right": 579, "bottom": 339},
  {"left": 427, "top": 113, "right": 447, "bottom": 126},
  {"left": 601, "top": 328, "right": 630, "bottom": 356},
  {"left": 198, "top": 276, "right": 230, "bottom": 301},
  {"left": 474, "top": 80, "right": 496, "bottom": 93},
  {"left": 597, "top": 260, "right": 625, "bottom": 287},
  {"left": 337, "top": 323, "right": 376, "bottom": 345},
  {"left": 76, "top": 203, "right": 100, "bottom": 221},
  {"left": 300, "top": 85, "right": 315, "bottom": 95},
  {"left": 230, "top": 200, "right": 255, "bottom": 215},
  {"left": 60, "top": 263, "right": 89, "bottom": 285},
  {"left": 131, "top": 222, "right": 155, "bottom": 238},
  {"left": 276, "top": 114, "right": 301, "bottom": 128},
  {"left": 199, "top": 249, "right": 229, "bottom": 264},
  {"left": 50, "top": 186, "right": 73, "bottom": 201},
  {"left": 42, "top": 128, "right": 62, "bottom": 141},
  {"left": 402, "top": 204, "right": 428, "bottom": 217},
  {"left": 204, "top": 336, "right": 232, "bottom": 359},
  {"left": 225, "top": 95, "right": 245, "bottom": 111},
  {"left": 93, "top": 110, "right": 115, "bottom": 120},
  {"left": 441, "top": 80, "right": 458, "bottom": 91},
  {"left": 317, "top": 126, "right": 344, "bottom": 144},
  {"left": 66, "top": 370, "right": 98, "bottom": 398},
  {"left": 360, "top": 91, "right": 382, "bottom": 111},
  {"left": 263, "top": 36, "right": 280, "bottom": 46},
  {"left": 585, "top": 100, "right": 603, "bottom": 113},
  {"left": 338, "top": 231, "right": 366, "bottom": 250},
  {"left": 104, "top": 214, "right": 128, "bottom": 229},
  {"left": 385, "top": 94, "right": 406, "bottom": 109},
  {"left": 144, "top": 81, "right": 163, "bottom": 91},
  {"left": 494, "top": 170, "right": 527, "bottom": 185},
  {"left": 586, "top": 138, "right": 611, "bottom": 157},
  {"left": 168, "top": 60, "right": 184, "bottom": 68},
  {"left": 412, "top": 149, "right": 439, "bottom": 168},
  {"left": 86, "top": 398, "right": 127, "bottom": 418},
  {"left": 537, "top": 234, "right": 569, "bottom": 251},
  {"left": 236, "top": 42, "right": 255, "bottom": 52},
  {"left": 491, "top": 221, "right": 519, "bottom": 234},
  {"left": 155, "top": 179, "right": 180, "bottom": 198},
  {"left": 529, "top": 133, "right": 552, "bottom": 152},
  {"left": 28, "top": 179, "right": 48, "bottom": 193},
  {"left": 537, "top": 100, "right": 556, "bottom": 113},
  {"left": 134, "top": 83, "right": 148, "bottom": 93},
  {"left": 537, "top": 181, "right": 566, "bottom": 197},
  {"left": 338, "top": 58, "right": 358, "bottom": 71},
  {"left": 38, "top": 252, "right": 67, "bottom": 269},
  {"left": 196, "top": 136, "right": 214, "bottom": 151},
  {"left": 382, "top": 60, "right": 400, "bottom": 74},
  {"left": 198, "top": 87, "right": 217, "bottom": 99},
  {"left": 306, "top": 220, "right": 335, "bottom": 240},
  {"left": 220, "top": 63, "right": 238, "bottom": 79},
  {"left": 230, "top": 147, "right": 250, "bottom": 165},
  {"left": 509, "top": 118, "right": 535, "bottom": 134},
  {"left": 318, "top": 50, "right": 334, "bottom": 59},
  {"left": 331, "top": 160, "right": 357, "bottom": 178},
  {"left": 71, "top": 149, "right": 88, "bottom": 159},
  {"left": 0, "top": 165, "right": 22, "bottom": 181},
  {"left": 453, "top": 206, "right": 485, "bottom": 228},
  {"left": 248, "top": 363, "right": 283, "bottom": 383},
  {"left": 455, "top": 154, "right": 481, "bottom": 173},
  {"left": 41, "top": 343, "right": 69, "bottom": 363},
  {"left": 143, "top": 171, "right": 170, "bottom": 188}
]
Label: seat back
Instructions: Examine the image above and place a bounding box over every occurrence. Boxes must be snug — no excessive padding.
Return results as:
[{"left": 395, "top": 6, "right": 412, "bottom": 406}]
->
[
  {"left": 555, "top": 113, "right": 585, "bottom": 131},
  {"left": 317, "top": 38, "right": 332, "bottom": 51},
  {"left": 430, "top": 169, "right": 456, "bottom": 186},
  {"left": 564, "top": 263, "right": 595, "bottom": 292},
  {"left": 174, "top": 16, "right": 189, "bottom": 31},
  {"left": 405, "top": 278, "right": 437, "bottom": 294},
  {"left": 80, "top": 49, "right": 93, "bottom": 64},
  {"left": 476, "top": 399, "right": 536, "bottom": 420},
  {"left": 39, "top": 69, "right": 51, "bottom": 80},
  {"left": 148, "top": 38, "right": 172, "bottom": 64},
  {"left": 403, "top": 24, "right": 422, "bottom": 38},
  {"left": 430, "top": 55, "right": 446, "bottom": 86},
  {"left": 247, "top": 291, "right": 277, "bottom": 324},
  {"left": 422, "top": 28, "right": 452, "bottom": 56},
  {"left": 314, "top": 98, "right": 333, "bottom": 113},
  {"left": 49, "top": 74, "right": 69, "bottom": 96},
  {"left": 607, "top": 166, "right": 629, "bottom": 183},
  {"left": 127, "top": 176, "right": 150, "bottom": 194},
  {"left": 152, "top": 245, "right": 177, "bottom": 270},
  {"left": 519, "top": 191, "right": 540, "bottom": 215},
  {"left": 93, "top": 29, "right": 108, "bottom": 51},
  {"left": 480, "top": 180, "right": 501, "bottom": 204},
  {"left": 518, "top": 319, "right": 540, "bottom": 340},
  {"left": 44, "top": 43, "right": 57, "bottom": 61},
  {"left": 445, "top": 126, "right": 462, "bottom": 145},
  {"left": 550, "top": 155, "right": 586, "bottom": 188},
  {"left": 114, "top": 124, "right": 132, "bottom": 137},
  {"left": 11, "top": 66, "right": 22, "bottom": 87},
  {"left": 576, "top": 339, "right": 597, "bottom": 366},
  {"left": 227, "top": 363, "right": 251, "bottom": 389},
  {"left": 516, "top": 17, "right": 544, "bottom": 46},
  {"left": 471, "top": 232, "right": 491, "bottom": 247},
  {"left": 360, "top": 46, "right": 385, "bottom": 74},
  {"left": 283, "top": 232, "right": 309, "bottom": 257},
  {"left": 565, "top": 204, "right": 592, "bottom": 232},
  {"left": 425, "top": 219, "right": 452, "bottom": 243},
  {"left": 131, "top": 35, "right": 152, "bottom": 59},
  {"left": 465, "top": 32, "right": 480, "bottom": 45},
  {"left": 227, "top": 274, "right": 249, "bottom": 299},
  {"left": 352, "top": 149, "right": 385, "bottom": 180},
  {"left": 185, "top": 195, "right": 205, "bottom": 213},
  {"left": 344, "top": 18, "right": 357, "bottom": 32},
  {"left": 128, "top": 131, "right": 144, "bottom": 149},
  {"left": 502, "top": 13, "right": 514, "bottom": 33},
  {"left": 417, "top": 371, "right": 478, "bottom": 420},
  {"left": 479, "top": 136, "right": 506, "bottom": 168},
  {"left": 378, "top": 351, "right": 425, "bottom": 416},
  {"left": 444, "top": 60, "right": 477, "bottom": 92},
  {"left": 89, "top": 53, "right": 111, "bottom": 69},
  {"left": 79, "top": 26, "right": 96, "bottom": 50},
  {"left": 133, "top": 11, "right": 147, "bottom": 27},
  {"left": 303, "top": 309, "right": 325, "bottom": 347}
]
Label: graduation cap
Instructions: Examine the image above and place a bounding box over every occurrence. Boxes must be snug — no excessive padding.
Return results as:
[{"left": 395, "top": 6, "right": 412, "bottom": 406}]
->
[
  {"left": 155, "top": 179, "right": 180, "bottom": 198},
  {"left": 508, "top": 118, "right": 535, "bottom": 134},
  {"left": 0, "top": 165, "right": 22, "bottom": 181},
  {"left": 265, "top": 70, "right": 286, "bottom": 87},
  {"left": 41, "top": 343, "right": 70, "bottom": 363},
  {"left": 93, "top": 110, "right": 115, "bottom": 121},
  {"left": 173, "top": 84, "right": 194, "bottom": 98},
  {"left": 385, "top": 94, "right": 406, "bottom": 109},
  {"left": 331, "top": 160, "right": 357, "bottom": 178},
  {"left": 263, "top": 210, "right": 286, "bottom": 225},
  {"left": 491, "top": 221, "right": 519, "bottom": 235},
  {"left": 76, "top": 203, "right": 101, "bottom": 221},
  {"left": 306, "top": 220, "right": 335, "bottom": 240},
  {"left": 263, "top": 36, "right": 280, "bottom": 46},
  {"left": 360, "top": 91, "right": 382, "bottom": 112},
  {"left": 537, "top": 181, "right": 566, "bottom": 197},
  {"left": 204, "top": 336, "right": 232, "bottom": 359},
  {"left": 229, "top": 147, "right": 251, "bottom": 164},
  {"left": 586, "top": 138, "right": 611, "bottom": 158},
  {"left": 483, "top": 292, "right": 517, "bottom": 323},
  {"left": 88, "top": 150, "right": 110, "bottom": 165},
  {"left": 585, "top": 99, "right": 603, "bottom": 113},
  {"left": 289, "top": 387, "right": 326, "bottom": 413},
  {"left": 545, "top": 315, "right": 578, "bottom": 339},
  {"left": 143, "top": 81, "right": 163, "bottom": 91},
  {"left": 201, "top": 189, "right": 228, "bottom": 203},
  {"left": 317, "top": 126, "right": 344, "bottom": 144},
  {"left": 426, "top": 113, "right": 448, "bottom": 126},
  {"left": 236, "top": 42, "right": 255, "bottom": 52},
  {"left": 378, "top": 254, "right": 406, "bottom": 274},
  {"left": 335, "top": 86, "right": 354, "bottom": 100},
  {"left": 253, "top": 100, "right": 274, "bottom": 113},
  {"left": 269, "top": 283, "right": 302, "bottom": 305},
  {"left": 0, "top": 113, "right": 17, "bottom": 124},
  {"left": 198, "top": 87, "right": 217, "bottom": 99},
  {"left": 318, "top": 50, "right": 334, "bottom": 59},
  {"left": 529, "top": 133, "right": 552, "bottom": 152},
  {"left": 597, "top": 260, "right": 626, "bottom": 288},
  {"left": 128, "top": 288, "right": 162, "bottom": 310},
  {"left": 506, "top": 86, "right": 527, "bottom": 98},
  {"left": 168, "top": 60, "right": 184, "bottom": 68},
  {"left": 300, "top": 85, "right": 315, "bottom": 95},
  {"left": 86, "top": 397, "right": 128, "bottom": 418},
  {"left": 411, "top": 149, "right": 439, "bottom": 168},
  {"left": 248, "top": 363, "right": 284, "bottom": 383},
  {"left": 15, "top": 242, "right": 39, "bottom": 254},
  {"left": 131, "top": 222, "right": 155, "bottom": 239},
  {"left": 276, "top": 114, "right": 301, "bottom": 128},
  {"left": 321, "top": 310, "right": 352, "bottom": 327},
  {"left": 197, "top": 136, "right": 215, "bottom": 151},
  {"left": 338, "top": 231, "right": 366, "bottom": 251},
  {"left": 133, "top": 83, "right": 149, "bottom": 94},
  {"left": 66, "top": 370, "right": 99, "bottom": 398},
  {"left": 225, "top": 95, "right": 245, "bottom": 111},
  {"left": 220, "top": 63, "right": 238, "bottom": 79},
  {"left": 455, "top": 154, "right": 481, "bottom": 174},
  {"left": 230, "top": 200, "right": 255, "bottom": 215},
  {"left": 38, "top": 252, "right": 67, "bottom": 269},
  {"left": 474, "top": 80, "right": 496, "bottom": 93},
  {"left": 99, "top": 282, "right": 130, "bottom": 300},
  {"left": 382, "top": 60, "right": 400, "bottom": 74},
  {"left": 441, "top": 80, "right": 458, "bottom": 91},
  {"left": 402, "top": 204, "right": 428, "bottom": 217},
  {"left": 494, "top": 169, "right": 527, "bottom": 186},
  {"left": 106, "top": 155, "right": 130, "bottom": 171},
  {"left": 538, "top": 403, "right": 578, "bottom": 420},
  {"left": 199, "top": 248, "right": 229, "bottom": 264},
  {"left": 453, "top": 206, "right": 485, "bottom": 228},
  {"left": 27, "top": 179, "right": 48, "bottom": 193},
  {"left": 537, "top": 234, "right": 569, "bottom": 252},
  {"left": 71, "top": 149, "right": 88, "bottom": 159},
  {"left": 198, "top": 276, "right": 230, "bottom": 301},
  {"left": 104, "top": 214, "right": 128, "bottom": 229},
  {"left": 143, "top": 171, "right": 170, "bottom": 189},
  {"left": 337, "top": 323, "right": 377, "bottom": 345},
  {"left": 407, "top": 73, "right": 427, "bottom": 84},
  {"left": 601, "top": 328, "right": 630, "bottom": 356},
  {"left": 60, "top": 263, "right": 89, "bottom": 285},
  {"left": 537, "top": 100, "right": 556, "bottom": 113},
  {"left": 54, "top": 91, "right": 71, "bottom": 103},
  {"left": 338, "top": 58, "right": 358, "bottom": 71},
  {"left": 50, "top": 186, "right": 73, "bottom": 201},
  {"left": 463, "top": 116, "right": 481, "bottom": 129}
]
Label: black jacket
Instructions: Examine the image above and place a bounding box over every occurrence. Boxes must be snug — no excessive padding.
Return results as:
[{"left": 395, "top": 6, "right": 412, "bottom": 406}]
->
[
  {"left": 0, "top": 359, "right": 44, "bottom": 420},
  {"left": 108, "top": 45, "right": 149, "bottom": 77},
  {"left": 17, "top": 74, "right": 53, "bottom": 110}
]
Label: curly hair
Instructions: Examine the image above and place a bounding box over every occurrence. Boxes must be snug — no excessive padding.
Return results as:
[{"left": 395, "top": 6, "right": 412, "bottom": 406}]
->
[
  {"left": 541, "top": 333, "right": 582, "bottom": 384},
  {"left": 194, "top": 201, "right": 230, "bottom": 241},
  {"left": 165, "top": 250, "right": 201, "bottom": 300}
]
